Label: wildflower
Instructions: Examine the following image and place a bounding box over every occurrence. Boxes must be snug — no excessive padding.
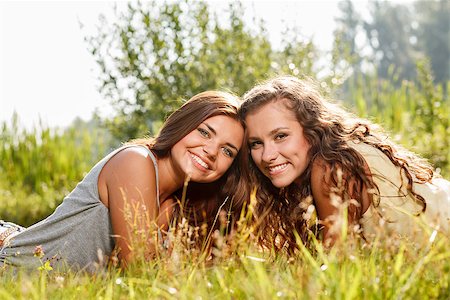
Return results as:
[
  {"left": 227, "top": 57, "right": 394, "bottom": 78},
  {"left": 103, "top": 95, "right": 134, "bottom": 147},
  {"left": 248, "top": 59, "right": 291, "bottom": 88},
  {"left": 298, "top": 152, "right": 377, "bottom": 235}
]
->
[{"left": 33, "top": 245, "right": 44, "bottom": 259}]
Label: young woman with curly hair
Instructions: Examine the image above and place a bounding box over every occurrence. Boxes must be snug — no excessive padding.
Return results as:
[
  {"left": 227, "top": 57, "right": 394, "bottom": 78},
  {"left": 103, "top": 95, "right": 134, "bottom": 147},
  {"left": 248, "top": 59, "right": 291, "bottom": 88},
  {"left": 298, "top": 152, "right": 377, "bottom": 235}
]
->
[{"left": 239, "top": 75, "right": 450, "bottom": 250}]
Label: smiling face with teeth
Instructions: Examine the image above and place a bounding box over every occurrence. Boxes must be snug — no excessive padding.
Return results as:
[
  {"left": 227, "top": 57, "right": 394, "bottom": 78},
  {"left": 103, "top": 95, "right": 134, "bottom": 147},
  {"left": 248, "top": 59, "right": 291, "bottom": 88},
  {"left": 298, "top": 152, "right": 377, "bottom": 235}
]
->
[
  {"left": 170, "top": 115, "right": 244, "bottom": 183},
  {"left": 245, "top": 99, "right": 311, "bottom": 188}
]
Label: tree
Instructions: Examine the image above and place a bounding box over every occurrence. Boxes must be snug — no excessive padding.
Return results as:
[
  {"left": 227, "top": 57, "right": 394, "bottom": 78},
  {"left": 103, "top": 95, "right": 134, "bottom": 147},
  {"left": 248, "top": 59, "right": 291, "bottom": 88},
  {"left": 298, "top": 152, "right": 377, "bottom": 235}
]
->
[
  {"left": 332, "top": 0, "right": 363, "bottom": 79},
  {"left": 86, "top": 0, "right": 318, "bottom": 141},
  {"left": 413, "top": 0, "right": 449, "bottom": 85},
  {"left": 363, "top": 1, "right": 418, "bottom": 81}
]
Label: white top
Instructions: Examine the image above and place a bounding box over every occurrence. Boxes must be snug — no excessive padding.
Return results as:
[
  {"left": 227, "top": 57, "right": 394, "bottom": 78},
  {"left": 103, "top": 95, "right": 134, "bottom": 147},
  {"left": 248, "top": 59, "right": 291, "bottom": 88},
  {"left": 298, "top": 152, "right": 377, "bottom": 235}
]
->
[{"left": 348, "top": 140, "right": 450, "bottom": 240}]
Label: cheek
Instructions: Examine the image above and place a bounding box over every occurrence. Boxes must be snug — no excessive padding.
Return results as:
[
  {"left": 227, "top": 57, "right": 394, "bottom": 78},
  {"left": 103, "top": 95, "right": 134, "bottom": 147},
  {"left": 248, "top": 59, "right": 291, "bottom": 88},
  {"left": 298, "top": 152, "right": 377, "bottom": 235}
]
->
[
  {"left": 170, "top": 143, "right": 180, "bottom": 157},
  {"left": 302, "top": 142, "right": 312, "bottom": 160},
  {"left": 172, "top": 135, "right": 189, "bottom": 150},
  {"left": 250, "top": 151, "right": 265, "bottom": 172},
  {"left": 250, "top": 150, "right": 260, "bottom": 164},
  {"left": 217, "top": 158, "right": 233, "bottom": 175}
]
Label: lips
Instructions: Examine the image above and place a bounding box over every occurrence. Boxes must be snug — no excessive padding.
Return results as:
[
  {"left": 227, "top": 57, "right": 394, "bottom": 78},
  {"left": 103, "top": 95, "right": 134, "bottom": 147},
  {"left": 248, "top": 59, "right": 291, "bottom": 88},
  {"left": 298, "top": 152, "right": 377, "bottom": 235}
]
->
[
  {"left": 189, "top": 152, "right": 210, "bottom": 171},
  {"left": 267, "top": 163, "right": 289, "bottom": 176}
]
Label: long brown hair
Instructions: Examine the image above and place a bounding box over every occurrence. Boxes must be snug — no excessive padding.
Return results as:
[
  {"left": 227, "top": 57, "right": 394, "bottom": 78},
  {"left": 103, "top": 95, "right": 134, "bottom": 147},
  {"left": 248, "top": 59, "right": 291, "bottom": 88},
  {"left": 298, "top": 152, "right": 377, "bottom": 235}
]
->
[
  {"left": 129, "top": 91, "right": 249, "bottom": 236},
  {"left": 239, "top": 75, "right": 434, "bottom": 251}
]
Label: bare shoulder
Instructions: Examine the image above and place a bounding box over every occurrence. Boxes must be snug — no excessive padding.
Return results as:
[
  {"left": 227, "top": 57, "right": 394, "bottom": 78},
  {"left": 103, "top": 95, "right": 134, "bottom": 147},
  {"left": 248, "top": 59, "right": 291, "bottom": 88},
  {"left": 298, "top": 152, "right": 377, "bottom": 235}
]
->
[
  {"left": 113, "top": 146, "right": 154, "bottom": 162},
  {"left": 311, "top": 154, "right": 372, "bottom": 214},
  {"left": 311, "top": 157, "right": 332, "bottom": 189},
  {"left": 98, "top": 146, "right": 157, "bottom": 207},
  {"left": 105, "top": 147, "right": 154, "bottom": 171}
]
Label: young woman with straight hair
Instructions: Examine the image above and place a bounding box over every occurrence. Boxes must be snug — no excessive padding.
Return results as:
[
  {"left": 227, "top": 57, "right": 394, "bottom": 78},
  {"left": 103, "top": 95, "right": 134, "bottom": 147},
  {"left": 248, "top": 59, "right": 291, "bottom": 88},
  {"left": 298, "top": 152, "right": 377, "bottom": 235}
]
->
[{"left": 1, "top": 91, "right": 248, "bottom": 272}]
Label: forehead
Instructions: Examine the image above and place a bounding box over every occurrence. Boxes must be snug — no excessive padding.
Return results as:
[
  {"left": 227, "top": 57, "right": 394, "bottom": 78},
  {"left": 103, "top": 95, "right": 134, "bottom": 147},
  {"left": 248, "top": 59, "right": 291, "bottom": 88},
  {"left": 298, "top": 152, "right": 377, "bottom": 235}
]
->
[
  {"left": 245, "top": 100, "right": 300, "bottom": 135},
  {"left": 203, "top": 114, "right": 239, "bottom": 127},
  {"left": 203, "top": 114, "right": 244, "bottom": 145},
  {"left": 246, "top": 100, "right": 297, "bottom": 123}
]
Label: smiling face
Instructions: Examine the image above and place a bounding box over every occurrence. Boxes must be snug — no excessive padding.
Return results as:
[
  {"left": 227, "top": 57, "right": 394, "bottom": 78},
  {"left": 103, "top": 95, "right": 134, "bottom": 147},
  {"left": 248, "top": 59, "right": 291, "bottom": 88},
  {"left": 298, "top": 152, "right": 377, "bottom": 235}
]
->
[
  {"left": 245, "top": 99, "right": 311, "bottom": 188},
  {"left": 170, "top": 115, "right": 244, "bottom": 183}
]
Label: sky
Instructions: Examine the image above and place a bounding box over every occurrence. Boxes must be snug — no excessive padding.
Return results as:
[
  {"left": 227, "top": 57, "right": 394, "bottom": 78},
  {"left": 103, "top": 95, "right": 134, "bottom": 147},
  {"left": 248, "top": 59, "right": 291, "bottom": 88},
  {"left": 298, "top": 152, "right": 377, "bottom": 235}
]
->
[{"left": 0, "top": 0, "right": 353, "bottom": 130}]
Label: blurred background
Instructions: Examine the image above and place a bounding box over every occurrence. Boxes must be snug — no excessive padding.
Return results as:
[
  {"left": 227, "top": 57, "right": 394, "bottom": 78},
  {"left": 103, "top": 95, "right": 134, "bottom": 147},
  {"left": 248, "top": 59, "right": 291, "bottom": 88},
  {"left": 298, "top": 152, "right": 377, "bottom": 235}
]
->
[{"left": 0, "top": 0, "right": 449, "bottom": 226}]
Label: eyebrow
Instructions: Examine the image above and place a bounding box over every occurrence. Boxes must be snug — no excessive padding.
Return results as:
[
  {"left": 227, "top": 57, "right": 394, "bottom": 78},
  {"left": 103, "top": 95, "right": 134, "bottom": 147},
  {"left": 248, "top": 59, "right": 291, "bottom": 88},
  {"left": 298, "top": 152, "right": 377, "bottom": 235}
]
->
[
  {"left": 204, "top": 122, "right": 239, "bottom": 152},
  {"left": 248, "top": 127, "right": 290, "bottom": 140},
  {"left": 204, "top": 122, "right": 217, "bottom": 136}
]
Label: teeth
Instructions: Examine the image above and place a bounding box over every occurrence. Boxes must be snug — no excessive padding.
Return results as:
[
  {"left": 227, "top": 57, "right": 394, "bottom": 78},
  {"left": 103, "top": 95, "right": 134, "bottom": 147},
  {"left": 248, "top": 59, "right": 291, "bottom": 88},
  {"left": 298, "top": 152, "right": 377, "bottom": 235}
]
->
[
  {"left": 269, "top": 163, "right": 288, "bottom": 173},
  {"left": 191, "top": 153, "right": 209, "bottom": 169}
]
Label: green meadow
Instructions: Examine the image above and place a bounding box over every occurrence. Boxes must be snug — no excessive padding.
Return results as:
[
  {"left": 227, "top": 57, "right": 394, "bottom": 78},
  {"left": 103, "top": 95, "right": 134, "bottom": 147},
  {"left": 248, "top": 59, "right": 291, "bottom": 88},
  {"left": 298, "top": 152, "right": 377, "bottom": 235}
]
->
[
  {"left": 0, "top": 232, "right": 448, "bottom": 299},
  {"left": 1, "top": 73, "right": 449, "bottom": 299},
  {"left": 1, "top": 0, "right": 449, "bottom": 298}
]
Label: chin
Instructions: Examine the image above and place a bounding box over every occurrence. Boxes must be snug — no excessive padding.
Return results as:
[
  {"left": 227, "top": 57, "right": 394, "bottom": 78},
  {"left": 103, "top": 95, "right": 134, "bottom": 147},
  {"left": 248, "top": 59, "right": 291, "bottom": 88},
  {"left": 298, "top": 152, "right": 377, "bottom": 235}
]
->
[
  {"left": 271, "top": 179, "right": 292, "bottom": 189},
  {"left": 190, "top": 174, "right": 219, "bottom": 184}
]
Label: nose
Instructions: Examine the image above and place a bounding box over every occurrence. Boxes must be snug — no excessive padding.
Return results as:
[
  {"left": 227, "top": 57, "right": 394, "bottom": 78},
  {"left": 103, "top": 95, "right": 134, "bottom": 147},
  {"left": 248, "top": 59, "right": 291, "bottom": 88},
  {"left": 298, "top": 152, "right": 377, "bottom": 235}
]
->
[
  {"left": 202, "top": 141, "right": 218, "bottom": 161},
  {"left": 261, "top": 143, "right": 278, "bottom": 162}
]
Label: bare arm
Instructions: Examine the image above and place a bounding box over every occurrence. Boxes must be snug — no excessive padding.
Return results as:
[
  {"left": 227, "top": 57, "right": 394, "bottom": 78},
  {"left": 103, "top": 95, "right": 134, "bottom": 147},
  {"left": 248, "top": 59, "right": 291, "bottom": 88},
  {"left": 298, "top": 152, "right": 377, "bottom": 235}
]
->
[
  {"left": 99, "top": 147, "right": 163, "bottom": 266},
  {"left": 311, "top": 158, "right": 371, "bottom": 246},
  {"left": 311, "top": 159, "right": 339, "bottom": 246}
]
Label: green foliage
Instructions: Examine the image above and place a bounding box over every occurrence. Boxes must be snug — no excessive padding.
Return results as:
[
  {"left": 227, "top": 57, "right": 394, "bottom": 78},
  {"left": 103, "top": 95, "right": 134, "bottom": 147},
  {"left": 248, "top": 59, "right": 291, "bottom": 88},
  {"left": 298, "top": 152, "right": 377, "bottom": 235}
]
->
[
  {"left": 0, "top": 115, "right": 112, "bottom": 226},
  {"left": 342, "top": 61, "right": 449, "bottom": 177},
  {"left": 414, "top": 0, "right": 450, "bottom": 85},
  {"left": 333, "top": 0, "right": 449, "bottom": 86},
  {"left": 332, "top": 0, "right": 363, "bottom": 83},
  {"left": 1, "top": 73, "right": 448, "bottom": 298},
  {"left": 85, "top": 0, "right": 317, "bottom": 140},
  {"left": 0, "top": 1, "right": 448, "bottom": 294},
  {"left": 84, "top": 0, "right": 448, "bottom": 143},
  {"left": 0, "top": 223, "right": 449, "bottom": 299},
  {"left": 363, "top": 1, "right": 418, "bottom": 81}
]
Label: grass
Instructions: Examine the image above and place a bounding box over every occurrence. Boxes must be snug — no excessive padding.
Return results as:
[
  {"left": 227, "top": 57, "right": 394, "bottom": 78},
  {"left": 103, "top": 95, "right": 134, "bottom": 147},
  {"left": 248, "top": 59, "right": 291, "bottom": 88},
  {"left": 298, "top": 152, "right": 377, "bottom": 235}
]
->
[
  {"left": 0, "top": 70, "right": 449, "bottom": 298},
  {"left": 0, "top": 115, "right": 113, "bottom": 226},
  {"left": 1, "top": 225, "right": 449, "bottom": 299}
]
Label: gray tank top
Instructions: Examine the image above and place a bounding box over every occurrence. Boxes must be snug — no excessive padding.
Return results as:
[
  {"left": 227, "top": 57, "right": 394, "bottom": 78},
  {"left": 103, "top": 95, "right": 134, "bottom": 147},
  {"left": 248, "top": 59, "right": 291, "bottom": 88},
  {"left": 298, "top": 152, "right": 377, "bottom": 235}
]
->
[{"left": 0, "top": 145, "right": 159, "bottom": 273}]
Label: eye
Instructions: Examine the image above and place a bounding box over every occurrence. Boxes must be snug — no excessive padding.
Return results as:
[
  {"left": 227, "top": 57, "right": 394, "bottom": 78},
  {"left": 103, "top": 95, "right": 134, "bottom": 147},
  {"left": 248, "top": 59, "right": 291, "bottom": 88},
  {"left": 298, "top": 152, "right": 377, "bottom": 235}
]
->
[
  {"left": 275, "top": 133, "right": 287, "bottom": 140},
  {"left": 222, "top": 147, "right": 234, "bottom": 158},
  {"left": 249, "top": 140, "right": 262, "bottom": 149},
  {"left": 197, "top": 127, "right": 210, "bottom": 138}
]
